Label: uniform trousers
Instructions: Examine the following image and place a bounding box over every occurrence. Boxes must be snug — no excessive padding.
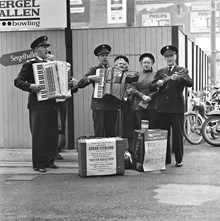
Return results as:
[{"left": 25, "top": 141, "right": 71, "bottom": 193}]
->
[
  {"left": 92, "top": 110, "right": 118, "bottom": 137},
  {"left": 156, "top": 112, "right": 184, "bottom": 164},
  {"left": 29, "top": 109, "right": 58, "bottom": 168},
  {"left": 57, "top": 101, "right": 67, "bottom": 135}
]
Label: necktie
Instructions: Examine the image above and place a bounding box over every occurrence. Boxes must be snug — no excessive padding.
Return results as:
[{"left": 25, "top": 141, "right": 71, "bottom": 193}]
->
[{"left": 168, "top": 66, "right": 172, "bottom": 75}]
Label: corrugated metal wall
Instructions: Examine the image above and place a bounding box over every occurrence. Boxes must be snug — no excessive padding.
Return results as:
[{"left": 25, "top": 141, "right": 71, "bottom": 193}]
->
[
  {"left": 0, "top": 26, "right": 210, "bottom": 148},
  {"left": 0, "top": 30, "right": 66, "bottom": 148},
  {"left": 72, "top": 26, "right": 173, "bottom": 141}
]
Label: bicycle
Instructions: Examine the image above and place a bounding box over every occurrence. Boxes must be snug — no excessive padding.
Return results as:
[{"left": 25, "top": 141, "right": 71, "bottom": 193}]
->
[
  {"left": 183, "top": 86, "right": 219, "bottom": 145},
  {"left": 201, "top": 86, "right": 220, "bottom": 146}
]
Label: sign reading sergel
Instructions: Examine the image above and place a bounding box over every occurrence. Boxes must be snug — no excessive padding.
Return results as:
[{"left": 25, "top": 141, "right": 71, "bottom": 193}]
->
[
  {"left": 143, "top": 139, "right": 167, "bottom": 172},
  {"left": 0, "top": 0, "right": 67, "bottom": 30},
  {"left": 0, "top": 49, "right": 34, "bottom": 66},
  {"left": 86, "top": 138, "right": 116, "bottom": 176}
]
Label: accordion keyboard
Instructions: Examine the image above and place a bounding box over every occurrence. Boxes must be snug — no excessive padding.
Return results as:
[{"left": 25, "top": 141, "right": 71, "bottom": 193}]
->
[
  {"left": 36, "top": 64, "right": 48, "bottom": 100},
  {"left": 94, "top": 68, "right": 105, "bottom": 98},
  {"left": 33, "top": 61, "right": 68, "bottom": 101}
]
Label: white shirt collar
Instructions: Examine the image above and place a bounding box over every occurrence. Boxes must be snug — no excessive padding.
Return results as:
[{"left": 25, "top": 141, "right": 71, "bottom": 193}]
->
[
  {"left": 36, "top": 55, "right": 44, "bottom": 61},
  {"left": 168, "top": 65, "right": 175, "bottom": 71}
]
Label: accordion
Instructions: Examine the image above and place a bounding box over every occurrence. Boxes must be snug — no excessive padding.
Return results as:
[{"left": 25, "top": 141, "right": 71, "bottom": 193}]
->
[
  {"left": 94, "top": 67, "right": 138, "bottom": 101},
  {"left": 33, "top": 61, "right": 71, "bottom": 101}
]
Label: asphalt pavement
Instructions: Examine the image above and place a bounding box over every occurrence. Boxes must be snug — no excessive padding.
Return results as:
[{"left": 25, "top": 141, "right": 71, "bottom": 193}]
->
[{"left": 0, "top": 140, "right": 220, "bottom": 221}]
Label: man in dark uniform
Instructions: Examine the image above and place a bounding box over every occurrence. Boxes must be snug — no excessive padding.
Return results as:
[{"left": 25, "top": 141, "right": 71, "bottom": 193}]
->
[
  {"left": 77, "top": 44, "right": 120, "bottom": 137},
  {"left": 151, "top": 45, "right": 193, "bottom": 167},
  {"left": 14, "top": 36, "right": 59, "bottom": 172}
]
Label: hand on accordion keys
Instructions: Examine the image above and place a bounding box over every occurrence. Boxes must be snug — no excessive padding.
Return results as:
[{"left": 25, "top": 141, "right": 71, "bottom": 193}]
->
[
  {"left": 88, "top": 75, "right": 102, "bottom": 83},
  {"left": 126, "top": 87, "right": 134, "bottom": 95},
  {"left": 30, "top": 84, "right": 41, "bottom": 92}
]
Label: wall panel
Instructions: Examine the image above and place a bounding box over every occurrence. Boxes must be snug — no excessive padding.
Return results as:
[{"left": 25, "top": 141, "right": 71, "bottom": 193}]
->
[
  {"left": 0, "top": 30, "right": 66, "bottom": 148},
  {"left": 178, "top": 29, "right": 186, "bottom": 67},
  {"left": 72, "top": 26, "right": 173, "bottom": 140},
  {"left": 0, "top": 26, "right": 210, "bottom": 148},
  {"left": 187, "top": 39, "right": 193, "bottom": 78}
]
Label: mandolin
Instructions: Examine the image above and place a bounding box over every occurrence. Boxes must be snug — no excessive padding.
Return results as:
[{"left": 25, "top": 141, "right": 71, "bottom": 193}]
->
[{"left": 158, "top": 68, "right": 188, "bottom": 93}]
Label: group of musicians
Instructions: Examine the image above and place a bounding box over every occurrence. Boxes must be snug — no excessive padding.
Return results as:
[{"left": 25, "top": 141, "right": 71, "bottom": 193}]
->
[{"left": 14, "top": 35, "right": 193, "bottom": 173}]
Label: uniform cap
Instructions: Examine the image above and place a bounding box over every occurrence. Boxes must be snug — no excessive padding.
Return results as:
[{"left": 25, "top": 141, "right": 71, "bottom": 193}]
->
[
  {"left": 94, "top": 44, "right": 111, "bottom": 56},
  {"left": 30, "top": 36, "right": 50, "bottom": 49},
  {"left": 139, "top": 53, "right": 155, "bottom": 64},
  {"left": 114, "top": 55, "right": 129, "bottom": 64},
  {"left": 160, "top": 45, "right": 178, "bottom": 56}
]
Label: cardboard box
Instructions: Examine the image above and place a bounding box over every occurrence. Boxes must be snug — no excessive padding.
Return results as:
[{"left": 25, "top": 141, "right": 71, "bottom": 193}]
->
[
  {"left": 133, "top": 129, "right": 167, "bottom": 172},
  {"left": 78, "top": 137, "right": 125, "bottom": 177}
]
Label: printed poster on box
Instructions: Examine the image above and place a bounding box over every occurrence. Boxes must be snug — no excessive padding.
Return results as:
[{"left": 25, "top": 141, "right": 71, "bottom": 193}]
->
[
  {"left": 86, "top": 138, "right": 117, "bottom": 176},
  {"left": 143, "top": 130, "right": 167, "bottom": 172}
]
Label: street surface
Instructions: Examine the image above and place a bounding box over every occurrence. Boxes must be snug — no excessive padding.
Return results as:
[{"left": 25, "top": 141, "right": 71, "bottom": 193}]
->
[{"left": 0, "top": 140, "right": 220, "bottom": 221}]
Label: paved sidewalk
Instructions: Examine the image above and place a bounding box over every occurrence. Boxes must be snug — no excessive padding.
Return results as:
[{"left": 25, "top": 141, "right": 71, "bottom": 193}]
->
[
  {"left": 0, "top": 148, "right": 78, "bottom": 175},
  {"left": 1, "top": 143, "right": 220, "bottom": 221}
]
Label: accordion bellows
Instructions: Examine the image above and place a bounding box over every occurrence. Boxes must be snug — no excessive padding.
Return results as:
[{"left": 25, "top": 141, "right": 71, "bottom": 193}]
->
[
  {"left": 33, "top": 61, "right": 71, "bottom": 101},
  {"left": 94, "top": 67, "right": 138, "bottom": 101}
]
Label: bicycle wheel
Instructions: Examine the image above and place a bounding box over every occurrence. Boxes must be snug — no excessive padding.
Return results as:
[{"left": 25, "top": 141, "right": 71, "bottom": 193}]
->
[
  {"left": 201, "top": 115, "right": 220, "bottom": 147},
  {"left": 183, "top": 113, "right": 203, "bottom": 144}
]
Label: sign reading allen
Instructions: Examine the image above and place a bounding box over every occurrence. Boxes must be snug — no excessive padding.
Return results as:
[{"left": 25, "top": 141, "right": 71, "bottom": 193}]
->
[
  {"left": 0, "top": 0, "right": 40, "bottom": 27},
  {"left": 0, "top": 0, "right": 67, "bottom": 30}
]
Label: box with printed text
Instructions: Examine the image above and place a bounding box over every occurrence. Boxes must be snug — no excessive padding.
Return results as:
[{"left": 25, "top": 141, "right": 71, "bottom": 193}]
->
[
  {"left": 133, "top": 129, "right": 167, "bottom": 172},
  {"left": 78, "top": 137, "right": 125, "bottom": 177}
]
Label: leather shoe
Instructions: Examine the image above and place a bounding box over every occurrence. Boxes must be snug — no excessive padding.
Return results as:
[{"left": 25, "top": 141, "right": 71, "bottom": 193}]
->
[
  {"left": 34, "top": 168, "right": 47, "bottom": 173},
  {"left": 46, "top": 164, "right": 59, "bottom": 169},
  {"left": 175, "top": 162, "right": 183, "bottom": 167}
]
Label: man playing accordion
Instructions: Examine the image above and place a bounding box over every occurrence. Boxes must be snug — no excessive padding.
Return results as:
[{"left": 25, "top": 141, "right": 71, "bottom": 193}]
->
[
  {"left": 14, "top": 36, "right": 59, "bottom": 172},
  {"left": 77, "top": 44, "right": 120, "bottom": 137}
]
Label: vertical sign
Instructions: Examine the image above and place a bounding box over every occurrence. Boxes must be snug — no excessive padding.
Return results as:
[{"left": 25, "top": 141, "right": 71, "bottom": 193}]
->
[{"left": 107, "top": 0, "right": 127, "bottom": 24}]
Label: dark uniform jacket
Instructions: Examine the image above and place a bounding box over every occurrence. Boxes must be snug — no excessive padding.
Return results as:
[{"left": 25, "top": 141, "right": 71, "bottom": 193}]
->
[
  {"left": 77, "top": 64, "right": 120, "bottom": 110},
  {"left": 14, "top": 57, "right": 57, "bottom": 110},
  {"left": 151, "top": 65, "right": 193, "bottom": 113},
  {"left": 129, "top": 70, "right": 157, "bottom": 111}
]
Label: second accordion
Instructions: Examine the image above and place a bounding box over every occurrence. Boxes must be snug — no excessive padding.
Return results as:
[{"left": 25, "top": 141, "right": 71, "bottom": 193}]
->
[
  {"left": 33, "top": 60, "right": 71, "bottom": 101},
  {"left": 93, "top": 67, "right": 138, "bottom": 101}
]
